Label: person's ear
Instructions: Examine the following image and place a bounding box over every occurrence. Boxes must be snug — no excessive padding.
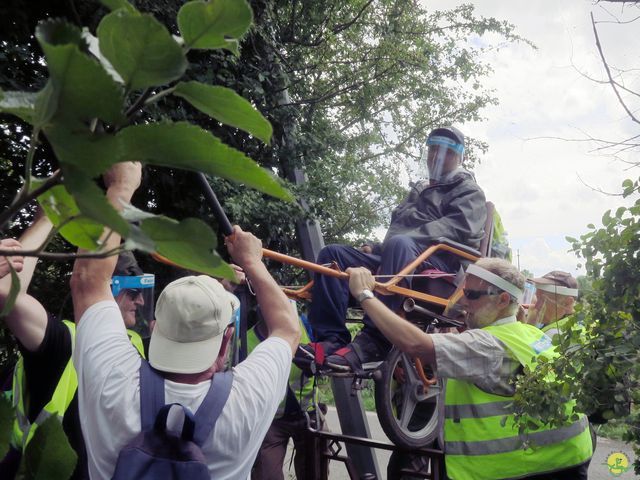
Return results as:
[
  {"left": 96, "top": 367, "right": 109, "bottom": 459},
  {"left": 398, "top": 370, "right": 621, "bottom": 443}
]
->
[
  {"left": 214, "top": 325, "right": 235, "bottom": 369},
  {"left": 498, "top": 291, "right": 511, "bottom": 309},
  {"left": 564, "top": 296, "right": 575, "bottom": 310}
]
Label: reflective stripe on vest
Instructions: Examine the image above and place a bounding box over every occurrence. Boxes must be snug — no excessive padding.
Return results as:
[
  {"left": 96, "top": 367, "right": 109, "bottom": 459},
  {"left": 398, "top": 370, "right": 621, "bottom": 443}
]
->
[
  {"left": 246, "top": 321, "right": 315, "bottom": 416},
  {"left": 11, "top": 322, "right": 146, "bottom": 450},
  {"left": 443, "top": 320, "right": 593, "bottom": 480}
]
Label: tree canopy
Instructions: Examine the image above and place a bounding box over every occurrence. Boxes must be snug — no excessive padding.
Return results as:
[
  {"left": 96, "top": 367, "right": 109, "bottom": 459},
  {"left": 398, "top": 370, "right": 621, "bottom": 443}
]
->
[{"left": 0, "top": 1, "right": 528, "bottom": 476}]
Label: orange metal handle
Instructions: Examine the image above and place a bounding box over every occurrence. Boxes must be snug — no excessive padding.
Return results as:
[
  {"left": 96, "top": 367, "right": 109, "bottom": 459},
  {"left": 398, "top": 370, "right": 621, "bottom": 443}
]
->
[
  {"left": 262, "top": 248, "right": 349, "bottom": 280},
  {"left": 414, "top": 357, "right": 438, "bottom": 390}
]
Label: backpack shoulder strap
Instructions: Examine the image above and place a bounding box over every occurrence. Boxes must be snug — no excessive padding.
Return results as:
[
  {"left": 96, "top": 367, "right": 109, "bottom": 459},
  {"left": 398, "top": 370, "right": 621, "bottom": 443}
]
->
[
  {"left": 192, "top": 370, "right": 234, "bottom": 446},
  {"left": 139, "top": 360, "right": 165, "bottom": 431}
]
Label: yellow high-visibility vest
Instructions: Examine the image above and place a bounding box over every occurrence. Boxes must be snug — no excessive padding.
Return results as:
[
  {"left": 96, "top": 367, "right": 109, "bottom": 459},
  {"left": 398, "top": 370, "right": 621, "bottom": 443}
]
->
[
  {"left": 444, "top": 320, "right": 593, "bottom": 480},
  {"left": 11, "top": 321, "right": 145, "bottom": 450}
]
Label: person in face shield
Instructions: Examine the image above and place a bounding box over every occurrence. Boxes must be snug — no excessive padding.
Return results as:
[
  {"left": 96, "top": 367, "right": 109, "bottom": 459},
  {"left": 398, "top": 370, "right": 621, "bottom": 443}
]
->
[
  {"left": 345, "top": 258, "right": 593, "bottom": 480},
  {"left": 298, "top": 126, "right": 488, "bottom": 372},
  {"left": 0, "top": 216, "right": 150, "bottom": 479},
  {"left": 525, "top": 271, "right": 579, "bottom": 340}
]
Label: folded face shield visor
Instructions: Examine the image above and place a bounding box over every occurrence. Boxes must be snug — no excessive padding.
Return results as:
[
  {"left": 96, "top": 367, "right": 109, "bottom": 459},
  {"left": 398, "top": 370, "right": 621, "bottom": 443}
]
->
[
  {"left": 526, "top": 283, "right": 578, "bottom": 328},
  {"left": 443, "top": 264, "right": 523, "bottom": 327}
]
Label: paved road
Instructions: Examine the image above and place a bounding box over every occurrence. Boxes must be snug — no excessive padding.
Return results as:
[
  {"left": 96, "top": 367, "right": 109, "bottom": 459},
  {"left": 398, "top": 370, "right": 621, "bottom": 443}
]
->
[{"left": 283, "top": 408, "right": 637, "bottom": 479}]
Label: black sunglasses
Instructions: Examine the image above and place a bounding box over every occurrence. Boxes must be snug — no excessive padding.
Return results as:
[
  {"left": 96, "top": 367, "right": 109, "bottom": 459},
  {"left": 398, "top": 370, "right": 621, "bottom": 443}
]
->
[
  {"left": 462, "top": 289, "right": 499, "bottom": 300},
  {"left": 124, "top": 289, "right": 142, "bottom": 299}
]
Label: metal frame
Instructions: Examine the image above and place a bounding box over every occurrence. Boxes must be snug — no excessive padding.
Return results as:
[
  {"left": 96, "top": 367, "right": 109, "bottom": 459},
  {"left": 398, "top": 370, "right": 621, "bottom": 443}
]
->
[{"left": 305, "top": 424, "right": 445, "bottom": 480}]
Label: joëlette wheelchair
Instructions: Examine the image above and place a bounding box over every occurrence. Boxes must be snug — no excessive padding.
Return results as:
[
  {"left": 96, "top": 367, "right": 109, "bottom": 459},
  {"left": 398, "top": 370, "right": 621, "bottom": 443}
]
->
[
  {"left": 154, "top": 175, "right": 496, "bottom": 454},
  {"left": 261, "top": 200, "right": 495, "bottom": 450}
]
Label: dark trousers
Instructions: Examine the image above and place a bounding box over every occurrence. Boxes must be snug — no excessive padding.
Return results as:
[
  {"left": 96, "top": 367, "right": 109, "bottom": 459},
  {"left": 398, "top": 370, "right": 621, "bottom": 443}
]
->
[
  {"left": 251, "top": 414, "right": 322, "bottom": 480},
  {"left": 308, "top": 235, "right": 454, "bottom": 349},
  {"left": 520, "top": 460, "right": 590, "bottom": 479}
]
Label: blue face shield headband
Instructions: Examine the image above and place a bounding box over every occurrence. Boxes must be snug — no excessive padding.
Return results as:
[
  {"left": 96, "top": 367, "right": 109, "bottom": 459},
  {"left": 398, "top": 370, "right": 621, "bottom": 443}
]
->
[
  {"left": 111, "top": 274, "right": 155, "bottom": 296},
  {"left": 426, "top": 135, "right": 465, "bottom": 154}
]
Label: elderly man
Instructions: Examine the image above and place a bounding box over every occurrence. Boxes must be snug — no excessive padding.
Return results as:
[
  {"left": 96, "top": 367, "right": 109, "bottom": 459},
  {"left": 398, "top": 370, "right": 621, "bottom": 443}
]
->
[
  {"left": 300, "top": 126, "right": 487, "bottom": 371},
  {"left": 346, "top": 258, "right": 593, "bottom": 479},
  {"left": 527, "top": 271, "right": 579, "bottom": 340},
  {"left": 0, "top": 213, "right": 150, "bottom": 479},
  {"left": 71, "top": 162, "right": 300, "bottom": 479}
]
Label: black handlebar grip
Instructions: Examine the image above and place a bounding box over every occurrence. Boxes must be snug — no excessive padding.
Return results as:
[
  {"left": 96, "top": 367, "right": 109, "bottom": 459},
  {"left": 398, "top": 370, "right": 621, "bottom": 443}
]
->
[{"left": 195, "top": 173, "right": 234, "bottom": 236}]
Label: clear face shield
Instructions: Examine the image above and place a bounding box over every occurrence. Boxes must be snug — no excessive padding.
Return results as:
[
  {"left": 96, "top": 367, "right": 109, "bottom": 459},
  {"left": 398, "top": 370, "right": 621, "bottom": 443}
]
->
[
  {"left": 443, "top": 264, "right": 523, "bottom": 329},
  {"left": 525, "top": 283, "right": 578, "bottom": 328},
  {"left": 421, "top": 135, "right": 464, "bottom": 183},
  {"left": 112, "top": 274, "right": 155, "bottom": 330}
]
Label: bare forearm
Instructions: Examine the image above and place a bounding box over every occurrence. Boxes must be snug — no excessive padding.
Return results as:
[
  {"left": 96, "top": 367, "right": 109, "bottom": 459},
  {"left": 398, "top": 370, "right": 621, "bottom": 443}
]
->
[
  {"left": 361, "top": 298, "right": 436, "bottom": 365},
  {"left": 73, "top": 186, "right": 131, "bottom": 282},
  {"left": 72, "top": 177, "right": 138, "bottom": 321},
  {"left": 243, "top": 260, "right": 300, "bottom": 353},
  {"left": 17, "top": 214, "right": 53, "bottom": 292}
]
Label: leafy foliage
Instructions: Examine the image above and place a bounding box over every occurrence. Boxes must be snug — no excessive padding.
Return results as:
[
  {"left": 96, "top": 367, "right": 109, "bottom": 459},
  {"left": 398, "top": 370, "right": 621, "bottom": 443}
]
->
[
  {"left": 19, "top": 415, "right": 78, "bottom": 480},
  {"left": 97, "top": 9, "right": 188, "bottom": 90},
  {"left": 0, "top": 0, "right": 529, "bottom": 474},
  {"left": 0, "top": 387, "right": 13, "bottom": 459},
  {"left": 514, "top": 177, "right": 640, "bottom": 471},
  {"left": 177, "top": 0, "right": 253, "bottom": 52},
  {"left": 174, "top": 81, "right": 273, "bottom": 144},
  {"left": 0, "top": 0, "right": 289, "bottom": 282}
]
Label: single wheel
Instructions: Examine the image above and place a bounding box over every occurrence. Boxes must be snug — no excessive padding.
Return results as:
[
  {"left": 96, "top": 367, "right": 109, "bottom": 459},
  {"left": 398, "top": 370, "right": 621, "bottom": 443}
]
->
[{"left": 374, "top": 347, "right": 441, "bottom": 448}]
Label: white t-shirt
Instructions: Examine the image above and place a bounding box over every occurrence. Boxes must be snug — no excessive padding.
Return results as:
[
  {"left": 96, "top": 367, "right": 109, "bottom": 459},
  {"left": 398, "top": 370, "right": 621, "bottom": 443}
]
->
[{"left": 73, "top": 301, "right": 292, "bottom": 480}]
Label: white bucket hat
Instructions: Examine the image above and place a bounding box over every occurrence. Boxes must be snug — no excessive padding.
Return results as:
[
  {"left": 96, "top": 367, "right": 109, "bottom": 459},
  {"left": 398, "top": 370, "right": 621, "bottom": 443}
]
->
[{"left": 149, "top": 275, "right": 239, "bottom": 374}]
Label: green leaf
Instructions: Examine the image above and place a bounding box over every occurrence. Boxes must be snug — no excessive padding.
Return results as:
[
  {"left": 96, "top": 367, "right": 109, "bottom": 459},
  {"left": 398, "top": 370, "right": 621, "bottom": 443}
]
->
[
  {"left": 118, "top": 122, "right": 293, "bottom": 201},
  {"left": 63, "top": 167, "right": 130, "bottom": 237},
  {"left": 36, "top": 183, "right": 105, "bottom": 250},
  {"left": 44, "top": 124, "right": 120, "bottom": 177},
  {"left": 174, "top": 81, "right": 272, "bottom": 144},
  {"left": 120, "top": 203, "right": 157, "bottom": 223},
  {"left": 100, "top": 0, "right": 137, "bottom": 13},
  {"left": 140, "top": 216, "right": 234, "bottom": 278},
  {"left": 0, "top": 264, "right": 20, "bottom": 318},
  {"left": 177, "top": 0, "right": 253, "bottom": 52},
  {"left": 0, "top": 395, "right": 13, "bottom": 460},
  {"left": 0, "top": 89, "right": 37, "bottom": 124},
  {"left": 33, "top": 82, "right": 58, "bottom": 127},
  {"left": 35, "top": 19, "right": 124, "bottom": 125},
  {"left": 20, "top": 416, "right": 77, "bottom": 480},
  {"left": 97, "top": 10, "right": 187, "bottom": 90},
  {"left": 123, "top": 224, "right": 156, "bottom": 253}
]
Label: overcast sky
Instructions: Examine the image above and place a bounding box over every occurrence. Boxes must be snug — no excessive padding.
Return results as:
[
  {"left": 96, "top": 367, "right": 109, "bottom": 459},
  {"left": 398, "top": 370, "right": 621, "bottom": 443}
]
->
[{"left": 435, "top": 0, "right": 639, "bottom": 277}]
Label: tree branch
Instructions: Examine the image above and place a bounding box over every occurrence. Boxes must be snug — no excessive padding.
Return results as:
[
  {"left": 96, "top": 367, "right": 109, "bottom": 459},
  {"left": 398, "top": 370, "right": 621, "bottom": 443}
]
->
[
  {"left": 0, "top": 170, "right": 63, "bottom": 233},
  {"left": 0, "top": 246, "right": 123, "bottom": 260},
  {"left": 591, "top": 12, "right": 640, "bottom": 125},
  {"left": 331, "top": 0, "right": 374, "bottom": 35}
]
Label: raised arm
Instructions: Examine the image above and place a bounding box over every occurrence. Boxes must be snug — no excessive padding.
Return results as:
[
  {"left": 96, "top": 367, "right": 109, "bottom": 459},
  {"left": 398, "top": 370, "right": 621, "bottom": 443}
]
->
[
  {"left": 71, "top": 162, "right": 141, "bottom": 322},
  {"left": 0, "top": 212, "right": 53, "bottom": 351},
  {"left": 346, "top": 267, "right": 436, "bottom": 366},
  {"left": 225, "top": 226, "right": 300, "bottom": 354}
]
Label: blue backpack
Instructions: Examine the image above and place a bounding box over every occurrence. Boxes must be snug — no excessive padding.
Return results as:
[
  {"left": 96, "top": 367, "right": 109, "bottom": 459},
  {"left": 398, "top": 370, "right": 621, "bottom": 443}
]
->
[{"left": 112, "top": 361, "right": 233, "bottom": 480}]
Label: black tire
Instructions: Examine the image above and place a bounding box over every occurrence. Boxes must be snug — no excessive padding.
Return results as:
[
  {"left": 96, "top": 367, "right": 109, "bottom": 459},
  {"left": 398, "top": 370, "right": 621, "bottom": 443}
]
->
[{"left": 374, "top": 347, "right": 441, "bottom": 448}]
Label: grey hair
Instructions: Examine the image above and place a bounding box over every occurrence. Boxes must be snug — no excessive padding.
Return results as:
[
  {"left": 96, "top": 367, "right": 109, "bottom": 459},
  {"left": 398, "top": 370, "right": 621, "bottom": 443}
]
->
[{"left": 474, "top": 258, "right": 525, "bottom": 314}]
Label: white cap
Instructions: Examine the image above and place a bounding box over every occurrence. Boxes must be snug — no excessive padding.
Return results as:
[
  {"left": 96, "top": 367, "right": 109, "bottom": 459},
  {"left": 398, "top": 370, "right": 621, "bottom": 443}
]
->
[{"left": 149, "top": 276, "right": 239, "bottom": 374}]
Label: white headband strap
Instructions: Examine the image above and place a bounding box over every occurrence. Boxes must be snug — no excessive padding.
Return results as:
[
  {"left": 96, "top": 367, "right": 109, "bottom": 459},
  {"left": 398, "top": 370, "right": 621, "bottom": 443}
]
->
[
  {"left": 466, "top": 264, "right": 523, "bottom": 301},
  {"left": 535, "top": 283, "right": 579, "bottom": 297}
]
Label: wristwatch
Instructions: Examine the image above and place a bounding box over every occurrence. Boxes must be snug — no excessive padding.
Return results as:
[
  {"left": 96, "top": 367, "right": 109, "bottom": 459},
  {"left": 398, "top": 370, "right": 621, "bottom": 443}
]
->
[{"left": 356, "top": 289, "right": 375, "bottom": 304}]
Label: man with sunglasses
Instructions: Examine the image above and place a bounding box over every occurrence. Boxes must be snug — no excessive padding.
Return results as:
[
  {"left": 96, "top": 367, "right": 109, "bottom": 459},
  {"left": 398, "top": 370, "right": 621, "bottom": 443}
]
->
[
  {"left": 346, "top": 257, "right": 593, "bottom": 479},
  {"left": 0, "top": 218, "right": 149, "bottom": 479},
  {"left": 299, "top": 126, "right": 487, "bottom": 372}
]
